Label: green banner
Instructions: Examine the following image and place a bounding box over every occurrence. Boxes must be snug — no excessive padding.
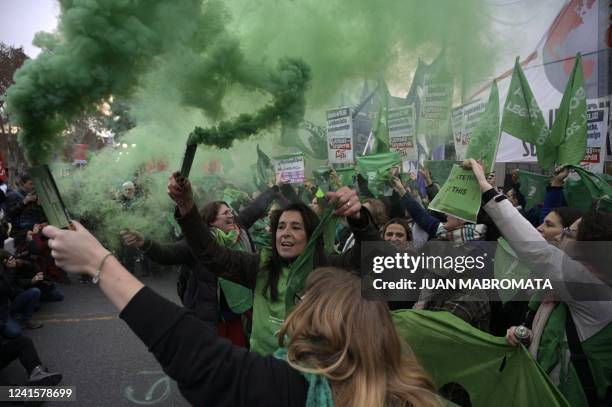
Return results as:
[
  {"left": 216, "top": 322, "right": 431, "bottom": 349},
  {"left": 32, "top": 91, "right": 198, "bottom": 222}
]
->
[
  {"left": 424, "top": 160, "right": 461, "bottom": 185},
  {"left": 517, "top": 170, "right": 549, "bottom": 211},
  {"left": 373, "top": 79, "right": 390, "bottom": 154},
  {"left": 500, "top": 58, "right": 552, "bottom": 169},
  {"left": 392, "top": 310, "right": 570, "bottom": 406},
  {"left": 428, "top": 164, "right": 482, "bottom": 223},
  {"left": 564, "top": 165, "right": 612, "bottom": 212},
  {"left": 549, "top": 54, "right": 587, "bottom": 168},
  {"left": 335, "top": 166, "right": 355, "bottom": 187},
  {"left": 465, "top": 81, "right": 500, "bottom": 174},
  {"left": 356, "top": 152, "right": 401, "bottom": 197},
  {"left": 419, "top": 51, "right": 454, "bottom": 156}
]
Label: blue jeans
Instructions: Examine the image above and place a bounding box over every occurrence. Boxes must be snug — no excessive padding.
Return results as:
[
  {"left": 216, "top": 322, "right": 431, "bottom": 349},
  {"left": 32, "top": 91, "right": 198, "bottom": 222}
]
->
[
  {"left": 10, "top": 287, "right": 41, "bottom": 321},
  {"left": 41, "top": 283, "right": 64, "bottom": 302},
  {"left": 0, "top": 318, "right": 22, "bottom": 338}
]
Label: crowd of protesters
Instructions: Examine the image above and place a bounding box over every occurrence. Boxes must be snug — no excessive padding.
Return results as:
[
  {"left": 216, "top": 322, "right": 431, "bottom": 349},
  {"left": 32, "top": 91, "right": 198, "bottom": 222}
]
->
[
  {"left": 0, "top": 174, "right": 66, "bottom": 388},
  {"left": 2, "top": 157, "right": 611, "bottom": 406}
]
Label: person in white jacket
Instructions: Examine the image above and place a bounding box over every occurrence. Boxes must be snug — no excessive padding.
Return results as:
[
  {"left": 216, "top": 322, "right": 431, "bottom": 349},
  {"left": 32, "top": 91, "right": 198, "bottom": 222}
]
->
[{"left": 465, "top": 158, "right": 612, "bottom": 406}]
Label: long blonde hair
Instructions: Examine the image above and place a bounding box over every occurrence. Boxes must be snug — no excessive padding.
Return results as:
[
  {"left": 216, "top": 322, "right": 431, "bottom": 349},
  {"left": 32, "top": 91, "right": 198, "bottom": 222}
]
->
[{"left": 278, "top": 267, "right": 442, "bottom": 407}]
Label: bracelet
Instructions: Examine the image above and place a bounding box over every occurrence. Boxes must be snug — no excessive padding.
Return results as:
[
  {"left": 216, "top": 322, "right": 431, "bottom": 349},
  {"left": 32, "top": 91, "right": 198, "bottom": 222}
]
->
[{"left": 92, "top": 252, "right": 113, "bottom": 284}]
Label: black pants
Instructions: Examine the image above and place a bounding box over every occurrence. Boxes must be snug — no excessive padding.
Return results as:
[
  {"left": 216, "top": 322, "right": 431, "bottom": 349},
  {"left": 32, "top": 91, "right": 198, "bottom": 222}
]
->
[{"left": 0, "top": 336, "right": 41, "bottom": 375}]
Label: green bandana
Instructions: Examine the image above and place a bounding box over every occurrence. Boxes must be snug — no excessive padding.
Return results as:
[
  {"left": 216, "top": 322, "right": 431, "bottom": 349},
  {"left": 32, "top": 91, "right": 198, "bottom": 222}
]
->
[{"left": 274, "top": 348, "right": 334, "bottom": 407}]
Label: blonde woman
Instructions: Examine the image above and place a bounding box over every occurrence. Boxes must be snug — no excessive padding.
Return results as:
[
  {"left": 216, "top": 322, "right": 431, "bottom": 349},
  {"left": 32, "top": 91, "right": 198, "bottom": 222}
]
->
[{"left": 43, "top": 222, "right": 441, "bottom": 407}]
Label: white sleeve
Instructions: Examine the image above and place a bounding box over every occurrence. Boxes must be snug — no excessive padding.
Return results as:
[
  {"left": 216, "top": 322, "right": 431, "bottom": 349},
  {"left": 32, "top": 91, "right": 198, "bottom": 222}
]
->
[{"left": 484, "top": 197, "right": 612, "bottom": 340}]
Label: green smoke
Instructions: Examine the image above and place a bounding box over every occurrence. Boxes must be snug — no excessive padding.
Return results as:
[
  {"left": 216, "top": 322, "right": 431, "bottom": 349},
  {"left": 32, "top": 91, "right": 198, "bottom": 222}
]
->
[
  {"left": 189, "top": 58, "right": 311, "bottom": 148},
  {"left": 6, "top": 0, "right": 499, "bottom": 247}
]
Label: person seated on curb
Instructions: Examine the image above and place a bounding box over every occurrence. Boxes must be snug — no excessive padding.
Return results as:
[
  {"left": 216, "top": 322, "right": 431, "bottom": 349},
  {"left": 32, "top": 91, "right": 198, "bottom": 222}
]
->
[
  {"left": 0, "top": 250, "right": 64, "bottom": 303},
  {"left": 0, "top": 334, "right": 62, "bottom": 386},
  {"left": 42, "top": 220, "right": 442, "bottom": 407},
  {"left": 0, "top": 254, "right": 42, "bottom": 334}
]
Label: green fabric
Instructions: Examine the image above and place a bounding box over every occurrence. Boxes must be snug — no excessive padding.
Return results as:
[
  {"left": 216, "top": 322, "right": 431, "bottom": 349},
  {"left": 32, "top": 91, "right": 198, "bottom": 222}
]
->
[
  {"left": 284, "top": 206, "right": 337, "bottom": 313},
  {"left": 517, "top": 170, "right": 549, "bottom": 211},
  {"left": 500, "top": 58, "right": 552, "bottom": 169},
  {"left": 537, "top": 303, "right": 612, "bottom": 406},
  {"left": 548, "top": 54, "right": 587, "bottom": 168},
  {"left": 420, "top": 51, "right": 454, "bottom": 152},
  {"left": 493, "top": 238, "right": 531, "bottom": 303},
  {"left": 249, "top": 218, "right": 272, "bottom": 250},
  {"left": 222, "top": 188, "right": 248, "bottom": 209},
  {"left": 313, "top": 166, "right": 332, "bottom": 192},
  {"left": 373, "top": 79, "right": 390, "bottom": 154},
  {"left": 391, "top": 309, "right": 570, "bottom": 407},
  {"left": 356, "top": 152, "right": 401, "bottom": 197},
  {"left": 212, "top": 228, "right": 254, "bottom": 314},
  {"left": 251, "top": 251, "right": 289, "bottom": 355},
  {"left": 428, "top": 165, "right": 482, "bottom": 223},
  {"left": 563, "top": 177, "right": 593, "bottom": 212},
  {"left": 335, "top": 166, "right": 355, "bottom": 187},
  {"left": 256, "top": 144, "right": 274, "bottom": 189},
  {"left": 465, "top": 80, "right": 500, "bottom": 174},
  {"left": 274, "top": 348, "right": 334, "bottom": 407},
  {"left": 582, "top": 321, "right": 612, "bottom": 402},
  {"left": 424, "top": 160, "right": 460, "bottom": 185},
  {"left": 563, "top": 165, "right": 612, "bottom": 212}
]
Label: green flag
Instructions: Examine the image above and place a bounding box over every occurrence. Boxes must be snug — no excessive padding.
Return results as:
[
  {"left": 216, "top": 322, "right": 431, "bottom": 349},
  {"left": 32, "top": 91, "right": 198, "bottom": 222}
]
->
[
  {"left": 312, "top": 166, "right": 332, "bottom": 192},
  {"left": 517, "top": 170, "right": 549, "bottom": 211},
  {"left": 428, "top": 164, "right": 482, "bottom": 223},
  {"left": 564, "top": 165, "right": 612, "bottom": 212},
  {"left": 335, "top": 166, "right": 355, "bottom": 187},
  {"left": 256, "top": 144, "right": 274, "bottom": 188},
  {"left": 392, "top": 310, "right": 570, "bottom": 406},
  {"left": 248, "top": 218, "right": 272, "bottom": 250},
  {"left": 356, "top": 152, "right": 401, "bottom": 197},
  {"left": 373, "top": 79, "right": 390, "bottom": 154},
  {"left": 465, "top": 81, "right": 500, "bottom": 173},
  {"left": 419, "top": 50, "right": 454, "bottom": 156},
  {"left": 548, "top": 54, "right": 587, "bottom": 167},
  {"left": 222, "top": 188, "right": 249, "bottom": 209},
  {"left": 500, "top": 58, "right": 553, "bottom": 169},
  {"left": 424, "top": 160, "right": 461, "bottom": 185},
  {"left": 494, "top": 238, "right": 532, "bottom": 304}
]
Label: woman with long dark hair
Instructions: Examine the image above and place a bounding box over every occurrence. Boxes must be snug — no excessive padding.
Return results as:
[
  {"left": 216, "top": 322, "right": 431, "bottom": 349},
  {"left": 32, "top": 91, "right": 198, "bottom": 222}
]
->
[{"left": 167, "top": 173, "right": 381, "bottom": 355}]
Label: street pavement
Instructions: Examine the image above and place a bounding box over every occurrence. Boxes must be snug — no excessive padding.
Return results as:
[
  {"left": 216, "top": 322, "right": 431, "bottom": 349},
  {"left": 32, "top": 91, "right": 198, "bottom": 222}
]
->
[{"left": 1, "top": 269, "right": 192, "bottom": 407}]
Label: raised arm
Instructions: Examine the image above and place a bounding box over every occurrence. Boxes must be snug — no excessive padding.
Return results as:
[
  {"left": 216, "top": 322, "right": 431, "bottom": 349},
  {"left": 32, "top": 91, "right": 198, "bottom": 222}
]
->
[
  {"left": 237, "top": 185, "right": 281, "bottom": 229},
  {"left": 540, "top": 169, "right": 568, "bottom": 223},
  {"left": 42, "top": 222, "right": 307, "bottom": 407},
  {"left": 121, "top": 288, "right": 308, "bottom": 407},
  {"left": 168, "top": 173, "right": 260, "bottom": 289},
  {"left": 391, "top": 177, "right": 439, "bottom": 238}
]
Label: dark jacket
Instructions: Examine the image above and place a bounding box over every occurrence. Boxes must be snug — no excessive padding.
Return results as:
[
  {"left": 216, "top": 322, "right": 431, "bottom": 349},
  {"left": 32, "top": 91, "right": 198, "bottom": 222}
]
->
[
  {"left": 142, "top": 186, "right": 282, "bottom": 326},
  {"left": 0, "top": 268, "right": 22, "bottom": 323},
  {"left": 121, "top": 287, "right": 308, "bottom": 406},
  {"left": 4, "top": 189, "right": 46, "bottom": 231},
  {"left": 177, "top": 205, "right": 380, "bottom": 290}
]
